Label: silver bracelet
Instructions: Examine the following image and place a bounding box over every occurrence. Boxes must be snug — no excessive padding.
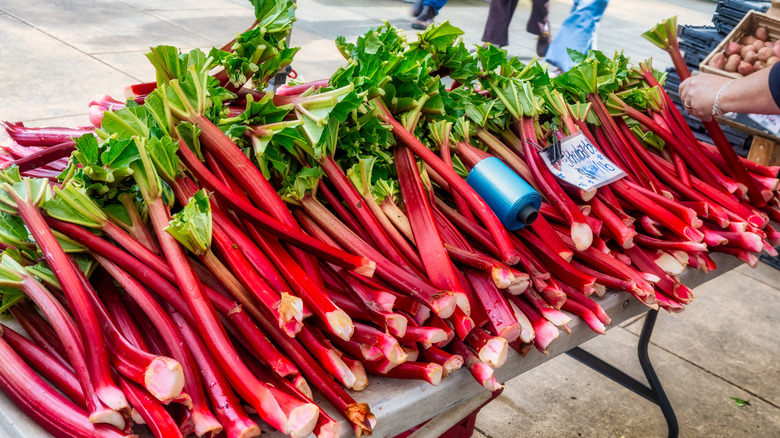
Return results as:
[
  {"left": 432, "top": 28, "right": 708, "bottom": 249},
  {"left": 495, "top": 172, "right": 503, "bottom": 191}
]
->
[{"left": 712, "top": 79, "right": 737, "bottom": 118}]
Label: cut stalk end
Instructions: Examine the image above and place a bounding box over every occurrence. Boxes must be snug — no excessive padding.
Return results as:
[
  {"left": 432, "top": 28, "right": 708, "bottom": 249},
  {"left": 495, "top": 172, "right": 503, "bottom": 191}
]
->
[
  {"left": 287, "top": 404, "right": 320, "bottom": 438},
  {"left": 345, "top": 403, "right": 374, "bottom": 437},
  {"left": 144, "top": 357, "right": 185, "bottom": 403},
  {"left": 571, "top": 222, "right": 594, "bottom": 251},
  {"left": 88, "top": 407, "right": 126, "bottom": 430},
  {"left": 478, "top": 338, "right": 509, "bottom": 368},
  {"left": 506, "top": 279, "right": 530, "bottom": 295},
  {"left": 492, "top": 267, "right": 515, "bottom": 289},
  {"left": 429, "top": 292, "right": 457, "bottom": 319},
  {"left": 325, "top": 309, "right": 355, "bottom": 341},
  {"left": 353, "top": 259, "right": 377, "bottom": 277}
]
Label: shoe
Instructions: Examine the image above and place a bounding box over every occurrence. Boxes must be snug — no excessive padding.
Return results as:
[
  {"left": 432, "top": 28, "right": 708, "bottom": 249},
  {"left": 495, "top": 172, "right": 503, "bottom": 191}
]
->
[
  {"left": 410, "top": 0, "right": 424, "bottom": 17},
  {"left": 536, "top": 31, "right": 551, "bottom": 58},
  {"left": 412, "top": 5, "right": 435, "bottom": 30}
]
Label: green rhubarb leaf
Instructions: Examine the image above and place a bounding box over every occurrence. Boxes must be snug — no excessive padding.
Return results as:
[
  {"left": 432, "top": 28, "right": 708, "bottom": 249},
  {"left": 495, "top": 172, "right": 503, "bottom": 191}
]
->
[
  {"left": 221, "top": 91, "right": 292, "bottom": 127},
  {"left": 102, "top": 203, "right": 132, "bottom": 230},
  {"left": 250, "top": 123, "right": 304, "bottom": 180},
  {"left": 0, "top": 255, "right": 24, "bottom": 288},
  {"left": 166, "top": 189, "right": 212, "bottom": 255},
  {"left": 407, "top": 21, "right": 463, "bottom": 55},
  {"left": 176, "top": 121, "right": 204, "bottom": 161},
  {"left": 100, "top": 104, "right": 155, "bottom": 140},
  {"left": 148, "top": 135, "right": 182, "bottom": 183},
  {"left": 42, "top": 184, "right": 107, "bottom": 229},
  {"left": 642, "top": 16, "right": 678, "bottom": 52},
  {"left": 73, "top": 135, "right": 100, "bottom": 168},
  {"left": 554, "top": 61, "right": 598, "bottom": 101},
  {"left": 0, "top": 178, "right": 50, "bottom": 212},
  {"left": 24, "top": 261, "right": 59, "bottom": 289},
  {"left": 0, "top": 213, "right": 32, "bottom": 250},
  {"left": 346, "top": 156, "right": 377, "bottom": 196},
  {"left": 476, "top": 44, "right": 510, "bottom": 74},
  {"left": 279, "top": 166, "right": 324, "bottom": 204},
  {"left": 371, "top": 178, "right": 399, "bottom": 205}
]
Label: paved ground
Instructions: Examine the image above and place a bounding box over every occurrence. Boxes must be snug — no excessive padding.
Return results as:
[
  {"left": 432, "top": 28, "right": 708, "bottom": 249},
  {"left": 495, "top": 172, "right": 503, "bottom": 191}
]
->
[{"left": 1, "top": 0, "right": 779, "bottom": 437}]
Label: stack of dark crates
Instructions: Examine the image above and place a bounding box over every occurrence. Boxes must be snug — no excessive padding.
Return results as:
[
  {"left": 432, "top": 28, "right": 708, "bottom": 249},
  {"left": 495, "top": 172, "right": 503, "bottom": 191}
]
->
[{"left": 662, "top": 0, "right": 771, "bottom": 158}]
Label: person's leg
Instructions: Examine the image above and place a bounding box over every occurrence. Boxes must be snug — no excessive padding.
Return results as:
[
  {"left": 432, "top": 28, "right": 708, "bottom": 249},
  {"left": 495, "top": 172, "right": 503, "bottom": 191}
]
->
[
  {"left": 544, "top": 0, "right": 609, "bottom": 71},
  {"left": 527, "top": 0, "right": 550, "bottom": 57},
  {"left": 413, "top": 0, "right": 448, "bottom": 29},
  {"left": 481, "top": 0, "right": 520, "bottom": 47},
  {"left": 526, "top": 0, "right": 549, "bottom": 36},
  {"left": 423, "top": 0, "right": 448, "bottom": 14}
]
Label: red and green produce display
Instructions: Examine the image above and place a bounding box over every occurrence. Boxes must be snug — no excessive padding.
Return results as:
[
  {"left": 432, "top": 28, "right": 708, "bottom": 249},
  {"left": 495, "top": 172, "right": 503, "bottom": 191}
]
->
[{"left": 0, "top": 2, "right": 778, "bottom": 436}]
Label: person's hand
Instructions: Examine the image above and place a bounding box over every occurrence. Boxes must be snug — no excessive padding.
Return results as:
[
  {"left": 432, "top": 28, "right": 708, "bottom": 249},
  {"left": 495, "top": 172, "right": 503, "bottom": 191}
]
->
[{"left": 678, "top": 73, "right": 733, "bottom": 122}]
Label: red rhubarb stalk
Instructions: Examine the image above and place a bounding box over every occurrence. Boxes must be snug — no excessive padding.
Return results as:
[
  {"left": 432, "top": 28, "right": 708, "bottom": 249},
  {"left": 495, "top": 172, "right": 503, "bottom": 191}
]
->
[{"left": 376, "top": 101, "right": 520, "bottom": 264}]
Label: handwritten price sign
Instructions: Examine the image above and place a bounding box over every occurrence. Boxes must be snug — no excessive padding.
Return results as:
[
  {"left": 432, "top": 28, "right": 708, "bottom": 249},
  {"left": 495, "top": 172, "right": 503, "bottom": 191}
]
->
[{"left": 539, "top": 132, "right": 626, "bottom": 190}]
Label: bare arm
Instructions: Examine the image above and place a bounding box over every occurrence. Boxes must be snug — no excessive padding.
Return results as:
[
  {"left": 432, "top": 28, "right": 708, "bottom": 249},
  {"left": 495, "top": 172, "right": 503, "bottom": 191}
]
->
[{"left": 678, "top": 66, "right": 780, "bottom": 122}]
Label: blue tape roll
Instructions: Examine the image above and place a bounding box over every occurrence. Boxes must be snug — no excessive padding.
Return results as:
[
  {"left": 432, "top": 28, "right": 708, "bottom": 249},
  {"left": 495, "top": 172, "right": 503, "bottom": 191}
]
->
[{"left": 466, "top": 157, "right": 542, "bottom": 230}]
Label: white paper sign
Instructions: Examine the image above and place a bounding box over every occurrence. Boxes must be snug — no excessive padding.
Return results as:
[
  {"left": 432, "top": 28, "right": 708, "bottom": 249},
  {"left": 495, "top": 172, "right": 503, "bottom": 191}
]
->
[
  {"left": 747, "top": 113, "right": 780, "bottom": 136},
  {"left": 539, "top": 132, "right": 626, "bottom": 190}
]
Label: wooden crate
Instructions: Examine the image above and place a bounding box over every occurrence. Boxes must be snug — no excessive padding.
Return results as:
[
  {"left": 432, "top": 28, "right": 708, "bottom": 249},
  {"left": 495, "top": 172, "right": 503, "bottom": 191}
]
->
[{"left": 700, "top": 9, "right": 780, "bottom": 78}]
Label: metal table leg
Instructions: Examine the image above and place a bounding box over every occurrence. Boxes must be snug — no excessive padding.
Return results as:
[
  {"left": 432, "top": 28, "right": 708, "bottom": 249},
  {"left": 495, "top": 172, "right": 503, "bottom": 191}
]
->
[{"left": 566, "top": 309, "right": 679, "bottom": 438}]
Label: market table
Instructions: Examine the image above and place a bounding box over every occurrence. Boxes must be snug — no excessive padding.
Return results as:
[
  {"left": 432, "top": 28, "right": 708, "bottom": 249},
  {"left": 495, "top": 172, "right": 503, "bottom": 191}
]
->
[{"left": 0, "top": 255, "right": 743, "bottom": 438}]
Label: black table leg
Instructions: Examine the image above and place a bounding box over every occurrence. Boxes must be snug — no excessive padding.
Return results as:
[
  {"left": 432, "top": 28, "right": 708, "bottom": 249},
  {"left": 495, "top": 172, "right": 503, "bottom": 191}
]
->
[{"left": 566, "top": 309, "right": 679, "bottom": 438}]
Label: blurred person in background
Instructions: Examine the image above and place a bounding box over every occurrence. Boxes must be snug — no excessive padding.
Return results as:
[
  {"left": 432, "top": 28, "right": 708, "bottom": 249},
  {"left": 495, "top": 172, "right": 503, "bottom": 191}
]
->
[
  {"left": 545, "top": 0, "right": 609, "bottom": 73},
  {"left": 410, "top": 0, "right": 448, "bottom": 29},
  {"left": 481, "top": 0, "right": 551, "bottom": 57}
]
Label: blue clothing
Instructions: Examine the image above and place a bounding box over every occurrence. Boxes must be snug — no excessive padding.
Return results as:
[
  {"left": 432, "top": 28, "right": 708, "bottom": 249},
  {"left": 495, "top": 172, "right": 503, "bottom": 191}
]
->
[
  {"left": 544, "top": 0, "right": 609, "bottom": 72},
  {"left": 770, "top": 62, "right": 780, "bottom": 108},
  {"left": 423, "top": 0, "right": 447, "bottom": 14}
]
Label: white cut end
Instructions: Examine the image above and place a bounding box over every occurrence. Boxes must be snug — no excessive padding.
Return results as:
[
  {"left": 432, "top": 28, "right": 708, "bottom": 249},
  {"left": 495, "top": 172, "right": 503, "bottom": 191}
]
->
[
  {"left": 581, "top": 187, "right": 597, "bottom": 202},
  {"left": 671, "top": 250, "right": 690, "bottom": 266},
  {"left": 443, "top": 355, "right": 464, "bottom": 377},
  {"left": 293, "top": 374, "right": 313, "bottom": 400},
  {"left": 508, "top": 300, "right": 535, "bottom": 343},
  {"left": 506, "top": 279, "right": 530, "bottom": 295},
  {"left": 287, "top": 404, "right": 320, "bottom": 438},
  {"left": 279, "top": 292, "right": 304, "bottom": 324},
  {"left": 353, "top": 259, "right": 377, "bottom": 277},
  {"left": 571, "top": 222, "right": 593, "bottom": 251},
  {"left": 403, "top": 347, "right": 419, "bottom": 362},
  {"left": 454, "top": 292, "right": 471, "bottom": 314},
  {"left": 594, "top": 283, "right": 606, "bottom": 297},
  {"left": 426, "top": 329, "right": 449, "bottom": 344},
  {"left": 130, "top": 408, "right": 144, "bottom": 425},
  {"left": 317, "top": 420, "right": 342, "bottom": 438},
  {"left": 96, "top": 385, "right": 130, "bottom": 412},
  {"left": 239, "top": 425, "right": 262, "bottom": 438},
  {"left": 492, "top": 267, "right": 514, "bottom": 289},
  {"left": 478, "top": 338, "right": 508, "bottom": 368},
  {"left": 89, "top": 407, "right": 126, "bottom": 430},
  {"left": 359, "top": 343, "right": 383, "bottom": 361},
  {"left": 654, "top": 252, "right": 685, "bottom": 276},
  {"left": 328, "top": 351, "right": 357, "bottom": 388},
  {"left": 384, "top": 342, "right": 408, "bottom": 365},
  {"left": 639, "top": 273, "right": 661, "bottom": 284},
  {"left": 425, "top": 363, "right": 443, "bottom": 385},
  {"left": 498, "top": 323, "right": 522, "bottom": 344},
  {"left": 326, "top": 309, "right": 354, "bottom": 341},
  {"left": 385, "top": 313, "right": 408, "bottom": 338},
  {"left": 413, "top": 304, "right": 431, "bottom": 325},
  {"left": 348, "top": 364, "right": 369, "bottom": 391},
  {"left": 144, "top": 357, "right": 185, "bottom": 403},
  {"left": 431, "top": 293, "right": 456, "bottom": 319}
]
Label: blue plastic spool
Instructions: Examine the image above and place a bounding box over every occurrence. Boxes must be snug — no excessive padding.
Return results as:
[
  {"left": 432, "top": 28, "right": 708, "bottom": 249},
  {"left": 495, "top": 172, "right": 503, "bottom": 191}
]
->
[{"left": 465, "top": 157, "right": 542, "bottom": 230}]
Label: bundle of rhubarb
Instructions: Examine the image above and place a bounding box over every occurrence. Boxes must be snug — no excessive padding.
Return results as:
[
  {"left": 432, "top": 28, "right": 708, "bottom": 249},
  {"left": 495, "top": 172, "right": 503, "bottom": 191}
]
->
[{"left": 0, "top": 3, "right": 778, "bottom": 437}]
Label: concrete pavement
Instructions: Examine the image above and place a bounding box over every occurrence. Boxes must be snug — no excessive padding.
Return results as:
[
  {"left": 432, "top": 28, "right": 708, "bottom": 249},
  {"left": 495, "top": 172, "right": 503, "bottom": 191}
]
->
[{"left": 0, "top": 0, "right": 778, "bottom": 437}]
